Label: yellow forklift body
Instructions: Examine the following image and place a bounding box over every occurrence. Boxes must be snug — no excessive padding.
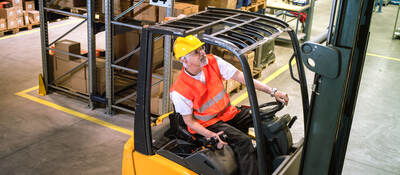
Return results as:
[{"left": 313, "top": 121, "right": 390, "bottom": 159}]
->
[{"left": 122, "top": 136, "right": 197, "bottom": 175}]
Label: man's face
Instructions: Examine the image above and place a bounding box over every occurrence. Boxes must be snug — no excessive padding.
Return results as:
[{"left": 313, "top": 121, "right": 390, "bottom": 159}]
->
[{"left": 184, "top": 46, "right": 207, "bottom": 70}]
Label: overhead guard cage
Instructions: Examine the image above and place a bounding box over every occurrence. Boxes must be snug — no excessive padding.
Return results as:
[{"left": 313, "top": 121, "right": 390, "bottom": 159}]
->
[{"left": 134, "top": 7, "right": 310, "bottom": 175}]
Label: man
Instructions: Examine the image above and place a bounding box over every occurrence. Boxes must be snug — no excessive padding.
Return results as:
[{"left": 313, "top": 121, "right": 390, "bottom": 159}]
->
[{"left": 170, "top": 35, "right": 289, "bottom": 175}]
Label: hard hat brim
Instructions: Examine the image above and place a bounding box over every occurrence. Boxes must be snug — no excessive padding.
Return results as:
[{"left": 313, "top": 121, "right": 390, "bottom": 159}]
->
[{"left": 176, "top": 41, "right": 205, "bottom": 59}]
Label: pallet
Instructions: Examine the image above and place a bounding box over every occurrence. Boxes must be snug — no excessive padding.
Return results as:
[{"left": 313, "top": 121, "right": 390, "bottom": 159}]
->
[
  {"left": 0, "top": 28, "right": 19, "bottom": 37},
  {"left": 0, "top": 23, "right": 40, "bottom": 37},
  {"left": 70, "top": 7, "right": 87, "bottom": 15},
  {"left": 252, "top": 67, "right": 263, "bottom": 79},
  {"left": 240, "top": 2, "right": 266, "bottom": 12}
]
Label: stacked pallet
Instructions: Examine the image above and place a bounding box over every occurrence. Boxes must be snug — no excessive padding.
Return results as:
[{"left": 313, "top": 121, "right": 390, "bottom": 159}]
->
[
  {"left": 0, "top": 0, "right": 40, "bottom": 37},
  {"left": 240, "top": 1, "right": 266, "bottom": 12}
]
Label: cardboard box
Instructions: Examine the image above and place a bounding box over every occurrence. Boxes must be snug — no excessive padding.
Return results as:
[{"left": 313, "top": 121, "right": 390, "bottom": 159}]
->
[
  {"left": 17, "top": 16, "right": 24, "bottom": 27},
  {"left": 225, "top": 79, "right": 241, "bottom": 94},
  {"left": 7, "top": 18, "right": 17, "bottom": 29},
  {"left": 152, "top": 65, "right": 181, "bottom": 97},
  {"left": 125, "top": 36, "right": 164, "bottom": 70},
  {"left": 159, "top": 2, "right": 199, "bottom": 22},
  {"left": 54, "top": 40, "right": 81, "bottom": 60},
  {"left": 23, "top": 11, "right": 29, "bottom": 25},
  {"left": 115, "top": 31, "right": 164, "bottom": 70},
  {"left": 150, "top": 95, "right": 163, "bottom": 115},
  {"left": 52, "top": 55, "right": 107, "bottom": 95},
  {"left": 133, "top": 2, "right": 158, "bottom": 22},
  {"left": 52, "top": 55, "right": 88, "bottom": 94},
  {"left": 12, "top": 0, "right": 23, "bottom": 8},
  {"left": 150, "top": 92, "right": 173, "bottom": 115},
  {"left": 0, "top": 8, "right": 17, "bottom": 20},
  {"left": 27, "top": 10, "right": 39, "bottom": 24},
  {"left": 113, "top": 30, "right": 140, "bottom": 60},
  {"left": 95, "top": 57, "right": 106, "bottom": 95},
  {"left": 24, "top": 1, "right": 35, "bottom": 11},
  {"left": 15, "top": 8, "right": 23, "bottom": 17},
  {"left": 98, "top": 0, "right": 131, "bottom": 16},
  {"left": 195, "top": 0, "right": 237, "bottom": 11},
  {"left": 52, "top": 56, "right": 87, "bottom": 79},
  {"left": 217, "top": 47, "right": 255, "bottom": 74},
  {"left": 56, "top": 0, "right": 86, "bottom": 9},
  {"left": 0, "top": 18, "right": 6, "bottom": 30}
]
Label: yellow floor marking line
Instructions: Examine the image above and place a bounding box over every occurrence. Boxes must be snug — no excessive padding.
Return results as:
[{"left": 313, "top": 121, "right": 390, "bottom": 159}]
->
[
  {"left": 0, "top": 19, "right": 84, "bottom": 41},
  {"left": 15, "top": 87, "right": 132, "bottom": 136},
  {"left": 366, "top": 53, "right": 400, "bottom": 62},
  {"left": 232, "top": 60, "right": 296, "bottom": 106}
]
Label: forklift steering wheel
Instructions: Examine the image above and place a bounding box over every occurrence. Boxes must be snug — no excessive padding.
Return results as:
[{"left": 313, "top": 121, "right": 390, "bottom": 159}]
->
[{"left": 258, "top": 101, "right": 284, "bottom": 119}]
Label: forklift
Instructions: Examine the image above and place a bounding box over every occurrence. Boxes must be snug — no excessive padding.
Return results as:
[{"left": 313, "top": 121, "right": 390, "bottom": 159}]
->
[{"left": 122, "top": 0, "right": 375, "bottom": 174}]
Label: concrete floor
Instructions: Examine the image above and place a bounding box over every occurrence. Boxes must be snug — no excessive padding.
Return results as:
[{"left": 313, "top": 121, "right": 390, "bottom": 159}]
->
[{"left": 0, "top": 1, "right": 399, "bottom": 175}]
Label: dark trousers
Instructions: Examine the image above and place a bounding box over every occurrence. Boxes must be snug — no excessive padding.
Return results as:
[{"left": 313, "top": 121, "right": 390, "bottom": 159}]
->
[{"left": 207, "top": 107, "right": 257, "bottom": 175}]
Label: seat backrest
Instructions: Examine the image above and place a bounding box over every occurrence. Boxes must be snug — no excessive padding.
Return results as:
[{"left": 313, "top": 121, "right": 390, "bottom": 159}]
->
[{"left": 165, "top": 111, "right": 195, "bottom": 142}]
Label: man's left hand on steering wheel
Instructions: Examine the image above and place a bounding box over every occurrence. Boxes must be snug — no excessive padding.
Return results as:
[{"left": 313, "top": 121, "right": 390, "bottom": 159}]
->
[{"left": 274, "top": 91, "right": 289, "bottom": 105}]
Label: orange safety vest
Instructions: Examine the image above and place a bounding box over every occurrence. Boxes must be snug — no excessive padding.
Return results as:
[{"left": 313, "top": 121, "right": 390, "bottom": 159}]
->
[{"left": 170, "top": 54, "right": 239, "bottom": 134}]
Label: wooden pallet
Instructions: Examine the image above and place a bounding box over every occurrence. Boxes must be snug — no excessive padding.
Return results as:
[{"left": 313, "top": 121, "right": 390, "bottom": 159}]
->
[
  {"left": 70, "top": 7, "right": 87, "bottom": 14},
  {"left": 0, "top": 23, "right": 40, "bottom": 37},
  {"left": 240, "top": 2, "right": 266, "bottom": 12},
  {"left": 252, "top": 66, "right": 263, "bottom": 79},
  {"left": 0, "top": 28, "right": 19, "bottom": 37}
]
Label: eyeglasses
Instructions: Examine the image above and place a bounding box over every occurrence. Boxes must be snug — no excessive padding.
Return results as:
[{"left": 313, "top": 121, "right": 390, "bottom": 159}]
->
[{"left": 189, "top": 46, "right": 205, "bottom": 56}]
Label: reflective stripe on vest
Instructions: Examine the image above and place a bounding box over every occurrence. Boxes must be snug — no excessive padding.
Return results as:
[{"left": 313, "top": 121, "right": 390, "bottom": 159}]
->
[
  {"left": 193, "top": 102, "right": 231, "bottom": 121},
  {"left": 197, "top": 90, "right": 227, "bottom": 113}
]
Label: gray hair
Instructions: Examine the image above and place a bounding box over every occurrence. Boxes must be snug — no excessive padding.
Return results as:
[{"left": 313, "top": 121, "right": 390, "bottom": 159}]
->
[{"left": 180, "top": 55, "right": 190, "bottom": 68}]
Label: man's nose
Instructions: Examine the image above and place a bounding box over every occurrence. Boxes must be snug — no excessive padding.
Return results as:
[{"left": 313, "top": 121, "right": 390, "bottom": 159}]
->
[{"left": 200, "top": 49, "right": 206, "bottom": 55}]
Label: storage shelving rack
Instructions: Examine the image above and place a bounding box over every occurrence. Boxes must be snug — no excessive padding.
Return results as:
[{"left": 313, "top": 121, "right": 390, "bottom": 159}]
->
[
  {"left": 104, "top": 0, "right": 174, "bottom": 115},
  {"left": 39, "top": 0, "right": 98, "bottom": 109},
  {"left": 39, "top": 0, "right": 175, "bottom": 115},
  {"left": 39, "top": 0, "right": 311, "bottom": 116}
]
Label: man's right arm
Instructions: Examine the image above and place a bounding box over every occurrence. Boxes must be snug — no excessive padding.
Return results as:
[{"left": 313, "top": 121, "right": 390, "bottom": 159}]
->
[{"left": 181, "top": 114, "right": 217, "bottom": 138}]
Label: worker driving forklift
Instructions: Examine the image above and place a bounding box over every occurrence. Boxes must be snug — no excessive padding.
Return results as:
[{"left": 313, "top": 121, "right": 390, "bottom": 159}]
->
[
  {"left": 170, "top": 35, "right": 289, "bottom": 175},
  {"left": 122, "top": 0, "right": 375, "bottom": 174},
  {"left": 123, "top": 7, "right": 309, "bottom": 175}
]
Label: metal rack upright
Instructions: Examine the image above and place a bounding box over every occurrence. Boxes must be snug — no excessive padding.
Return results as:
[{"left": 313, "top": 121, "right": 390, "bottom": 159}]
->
[
  {"left": 39, "top": 0, "right": 98, "bottom": 109},
  {"left": 104, "top": 0, "right": 174, "bottom": 115}
]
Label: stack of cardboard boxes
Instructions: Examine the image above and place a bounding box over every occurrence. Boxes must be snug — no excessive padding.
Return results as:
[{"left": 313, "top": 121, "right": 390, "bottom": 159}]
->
[
  {"left": 113, "top": 29, "right": 165, "bottom": 71},
  {"left": 0, "top": 0, "right": 39, "bottom": 31},
  {"left": 212, "top": 46, "right": 255, "bottom": 94},
  {"left": 56, "top": 0, "right": 86, "bottom": 9},
  {"left": 51, "top": 39, "right": 106, "bottom": 95},
  {"left": 150, "top": 61, "right": 182, "bottom": 115},
  {"left": 0, "top": 2, "right": 18, "bottom": 30},
  {"left": 194, "top": 0, "right": 238, "bottom": 11},
  {"left": 129, "top": 1, "right": 199, "bottom": 23},
  {"left": 158, "top": 2, "right": 199, "bottom": 22},
  {"left": 24, "top": 1, "right": 40, "bottom": 25}
]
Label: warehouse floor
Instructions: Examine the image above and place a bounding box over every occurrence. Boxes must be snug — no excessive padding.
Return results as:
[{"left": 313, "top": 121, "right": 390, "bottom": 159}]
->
[{"left": 1, "top": 1, "right": 399, "bottom": 175}]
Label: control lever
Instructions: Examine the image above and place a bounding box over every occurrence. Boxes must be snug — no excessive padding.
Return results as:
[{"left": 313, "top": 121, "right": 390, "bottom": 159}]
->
[
  {"left": 288, "top": 116, "right": 297, "bottom": 128},
  {"left": 202, "top": 134, "right": 228, "bottom": 151}
]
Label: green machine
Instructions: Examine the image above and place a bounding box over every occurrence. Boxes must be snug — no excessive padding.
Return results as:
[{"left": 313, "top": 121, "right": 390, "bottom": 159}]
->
[
  {"left": 300, "top": 0, "right": 376, "bottom": 174},
  {"left": 254, "top": 39, "right": 276, "bottom": 68}
]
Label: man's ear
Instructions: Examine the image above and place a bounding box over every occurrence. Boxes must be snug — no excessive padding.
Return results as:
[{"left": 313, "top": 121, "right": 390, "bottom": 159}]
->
[{"left": 181, "top": 57, "right": 188, "bottom": 64}]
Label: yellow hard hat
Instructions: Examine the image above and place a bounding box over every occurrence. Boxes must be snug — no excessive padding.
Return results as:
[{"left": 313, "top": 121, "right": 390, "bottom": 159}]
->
[{"left": 173, "top": 35, "right": 205, "bottom": 60}]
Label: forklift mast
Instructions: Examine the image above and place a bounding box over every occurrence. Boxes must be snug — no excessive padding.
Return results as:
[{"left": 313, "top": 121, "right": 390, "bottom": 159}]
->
[{"left": 300, "top": 0, "right": 375, "bottom": 174}]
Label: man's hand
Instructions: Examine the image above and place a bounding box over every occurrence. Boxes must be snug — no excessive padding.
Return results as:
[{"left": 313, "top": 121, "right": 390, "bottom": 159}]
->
[
  {"left": 182, "top": 114, "right": 227, "bottom": 149},
  {"left": 207, "top": 131, "right": 227, "bottom": 149},
  {"left": 274, "top": 91, "right": 289, "bottom": 105}
]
